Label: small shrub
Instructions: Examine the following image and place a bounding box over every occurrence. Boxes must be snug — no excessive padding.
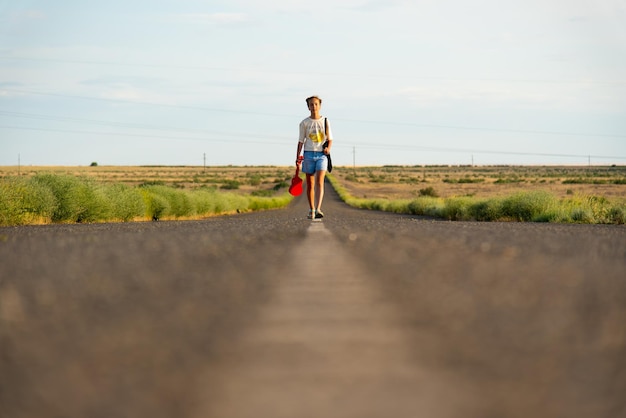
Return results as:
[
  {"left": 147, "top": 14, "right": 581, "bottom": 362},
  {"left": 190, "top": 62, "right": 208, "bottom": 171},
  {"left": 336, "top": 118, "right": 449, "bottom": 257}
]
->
[
  {"left": 105, "top": 184, "right": 145, "bottom": 222},
  {"left": 418, "top": 186, "right": 438, "bottom": 197},
  {"left": 608, "top": 206, "right": 626, "bottom": 224},
  {"left": 368, "top": 175, "right": 388, "bottom": 183},
  {"left": 190, "top": 189, "right": 221, "bottom": 215},
  {"left": 273, "top": 181, "right": 288, "bottom": 190},
  {"left": 139, "top": 180, "right": 166, "bottom": 187},
  {"left": 571, "top": 208, "right": 593, "bottom": 223},
  {"left": 443, "top": 178, "right": 484, "bottom": 184},
  {"left": 459, "top": 177, "right": 485, "bottom": 184},
  {"left": 0, "top": 176, "right": 59, "bottom": 225},
  {"left": 533, "top": 210, "right": 562, "bottom": 223},
  {"left": 251, "top": 190, "right": 274, "bottom": 197},
  {"left": 74, "top": 184, "right": 111, "bottom": 223},
  {"left": 155, "top": 186, "right": 194, "bottom": 217},
  {"left": 220, "top": 180, "right": 240, "bottom": 190},
  {"left": 248, "top": 195, "right": 292, "bottom": 211},
  {"left": 469, "top": 199, "right": 502, "bottom": 221},
  {"left": 442, "top": 197, "right": 473, "bottom": 220},
  {"left": 562, "top": 178, "right": 585, "bottom": 184},
  {"left": 407, "top": 197, "right": 444, "bottom": 217},
  {"left": 500, "top": 191, "right": 556, "bottom": 221},
  {"left": 31, "top": 174, "right": 110, "bottom": 222},
  {"left": 248, "top": 175, "right": 262, "bottom": 186},
  {"left": 494, "top": 177, "right": 524, "bottom": 184},
  {"left": 141, "top": 188, "right": 171, "bottom": 221}
]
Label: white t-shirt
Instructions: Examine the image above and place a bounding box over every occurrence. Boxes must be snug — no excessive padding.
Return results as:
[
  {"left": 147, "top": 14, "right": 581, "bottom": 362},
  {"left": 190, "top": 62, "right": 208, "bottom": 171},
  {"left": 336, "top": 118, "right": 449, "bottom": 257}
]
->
[{"left": 299, "top": 117, "right": 333, "bottom": 152}]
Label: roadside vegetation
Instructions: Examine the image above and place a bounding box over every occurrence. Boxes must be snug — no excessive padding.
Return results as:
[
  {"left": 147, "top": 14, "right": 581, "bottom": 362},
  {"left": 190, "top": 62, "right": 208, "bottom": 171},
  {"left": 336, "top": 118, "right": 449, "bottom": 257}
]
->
[
  {"left": 1, "top": 165, "right": 625, "bottom": 226},
  {"left": 328, "top": 166, "right": 626, "bottom": 224},
  {"left": 0, "top": 168, "right": 292, "bottom": 226}
]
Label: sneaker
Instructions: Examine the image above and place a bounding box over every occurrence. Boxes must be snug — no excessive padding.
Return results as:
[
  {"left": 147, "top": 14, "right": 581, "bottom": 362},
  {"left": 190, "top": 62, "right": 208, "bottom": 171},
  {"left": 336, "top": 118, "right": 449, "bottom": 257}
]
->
[
  {"left": 315, "top": 210, "right": 324, "bottom": 219},
  {"left": 307, "top": 209, "right": 316, "bottom": 219}
]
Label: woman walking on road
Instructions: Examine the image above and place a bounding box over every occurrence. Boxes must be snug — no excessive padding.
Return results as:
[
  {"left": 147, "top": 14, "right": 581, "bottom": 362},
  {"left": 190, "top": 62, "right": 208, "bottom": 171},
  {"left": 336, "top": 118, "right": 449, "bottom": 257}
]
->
[{"left": 295, "top": 95, "right": 333, "bottom": 219}]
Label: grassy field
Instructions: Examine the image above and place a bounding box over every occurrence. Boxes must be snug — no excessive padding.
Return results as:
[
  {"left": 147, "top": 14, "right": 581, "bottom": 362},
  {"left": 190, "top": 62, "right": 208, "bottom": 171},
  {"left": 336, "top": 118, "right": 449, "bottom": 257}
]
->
[
  {"left": 329, "top": 165, "right": 626, "bottom": 224},
  {"left": 1, "top": 165, "right": 625, "bottom": 225},
  {"left": 0, "top": 166, "right": 294, "bottom": 226},
  {"left": 0, "top": 165, "right": 293, "bottom": 195},
  {"left": 332, "top": 165, "right": 626, "bottom": 200}
]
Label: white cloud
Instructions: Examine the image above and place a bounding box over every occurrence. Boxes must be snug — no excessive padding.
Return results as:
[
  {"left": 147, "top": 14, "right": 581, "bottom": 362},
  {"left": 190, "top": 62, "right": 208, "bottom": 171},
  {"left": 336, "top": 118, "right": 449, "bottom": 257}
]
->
[
  {"left": 7, "top": 9, "right": 46, "bottom": 23},
  {"left": 172, "top": 13, "right": 249, "bottom": 25},
  {"left": 100, "top": 88, "right": 144, "bottom": 101},
  {"left": 394, "top": 81, "right": 592, "bottom": 111}
]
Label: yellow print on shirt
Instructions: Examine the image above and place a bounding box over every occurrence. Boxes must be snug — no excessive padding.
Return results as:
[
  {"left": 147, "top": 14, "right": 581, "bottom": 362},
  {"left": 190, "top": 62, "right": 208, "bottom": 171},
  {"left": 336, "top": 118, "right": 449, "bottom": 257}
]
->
[{"left": 308, "top": 131, "right": 324, "bottom": 143}]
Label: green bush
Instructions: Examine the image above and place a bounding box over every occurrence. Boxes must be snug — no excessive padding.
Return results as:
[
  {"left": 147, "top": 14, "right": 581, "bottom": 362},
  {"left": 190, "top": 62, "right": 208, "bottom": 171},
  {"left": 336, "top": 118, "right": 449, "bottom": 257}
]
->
[
  {"left": 104, "top": 184, "right": 145, "bottom": 221},
  {"left": 247, "top": 175, "right": 262, "bottom": 186},
  {"left": 500, "top": 191, "right": 556, "bottom": 221},
  {"left": 329, "top": 174, "right": 626, "bottom": 225},
  {"left": 212, "top": 192, "right": 248, "bottom": 214},
  {"left": 443, "top": 178, "right": 484, "bottom": 184},
  {"left": 608, "top": 206, "right": 626, "bottom": 224},
  {"left": 0, "top": 173, "right": 293, "bottom": 226},
  {"left": 0, "top": 176, "right": 59, "bottom": 225},
  {"left": 559, "top": 194, "right": 617, "bottom": 224},
  {"left": 220, "top": 180, "right": 240, "bottom": 190},
  {"left": 248, "top": 194, "right": 292, "bottom": 211},
  {"left": 571, "top": 208, "right": 593, "bottom": 223},
  {"left": 140, "top": 185, "right": 194, "bottom": 218},
  {"left": 191, "top": 189, "right": 220, "bottom": 215},
  {"left": 418, "top": 186, "right": 438, "bottom": 197},
  {"left": 141, "top": 189, "right": 171, "bottom": 221},
  {"left": 468, "top": 199, "right": 501, "bottom": 221},
  {"left": 442, "top": 197, "right": 473, "bottom": 220},
  {"left": 273, "top": 181, "right": 288, "bottom": 191},
  {"left": 407, "top": 197, "right": 444, "bottom": 217},
  {"left": 31, "top": 174, "right": 110, "bottom": 223},
  {"left": 0, "top": 178, "right": 28, "bottom": 226},
  {"left": 31, "top": 174, "right": 78, "bottom": 222}
]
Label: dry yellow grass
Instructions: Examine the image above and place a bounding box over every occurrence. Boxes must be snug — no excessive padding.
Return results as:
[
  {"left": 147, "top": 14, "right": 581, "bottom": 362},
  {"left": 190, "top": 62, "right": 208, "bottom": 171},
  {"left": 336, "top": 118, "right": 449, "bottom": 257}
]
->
[
  {"left": 0, "top": 165, "right": 293, "bottom": 195},
  {"left": 2, "top": 164, "right": 625, "bottom": 202},
  {"left": 332, "top": 165, "right": 626, "bottom": 201}
]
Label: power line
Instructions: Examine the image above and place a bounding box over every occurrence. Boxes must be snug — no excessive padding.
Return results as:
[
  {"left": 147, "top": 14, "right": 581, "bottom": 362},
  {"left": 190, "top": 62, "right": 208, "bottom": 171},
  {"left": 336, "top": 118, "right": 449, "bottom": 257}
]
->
[
  {"left": 2, "top": 124, "right": 624, "bottom": 161},
  {"left": 3, "top": 110, "right": 625, "bottom": 159},
  {"left": 350, "top": 142, "right": 626, "bottom": 161},
  {"left": 339, "top": 117, "right": 626, "bottom": 139},
  {"left": 2, "top": 88, "right": 624, "bottom": 139},
  {"left": 1, "top": 88, "right": 293, "bottom": 119},
  {"left": 0, "top": 125, "right": 293, "bottom": 146},
  {"left": 0, "top": 110, "right": 293, "bottom": 141},
  {"left": 3, "top": 55, "right": 626, "bottom": 86}
]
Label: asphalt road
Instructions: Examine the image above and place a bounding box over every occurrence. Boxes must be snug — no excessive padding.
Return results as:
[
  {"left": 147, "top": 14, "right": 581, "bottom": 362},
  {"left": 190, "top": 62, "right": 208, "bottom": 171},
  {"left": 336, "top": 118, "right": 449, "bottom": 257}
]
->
[{"left": 1, "top": 183, "right": 625, "bottom": 418}]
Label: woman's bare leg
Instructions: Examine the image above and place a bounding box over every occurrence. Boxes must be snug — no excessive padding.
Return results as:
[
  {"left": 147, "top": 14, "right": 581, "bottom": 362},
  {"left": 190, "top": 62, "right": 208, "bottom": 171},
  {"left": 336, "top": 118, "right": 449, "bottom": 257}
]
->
[
  {"left": 315, "top": 170, "right": 326, "bottom": 211},
  {"left": 306, "top": 173, "right": 315, "bottom": 211}
]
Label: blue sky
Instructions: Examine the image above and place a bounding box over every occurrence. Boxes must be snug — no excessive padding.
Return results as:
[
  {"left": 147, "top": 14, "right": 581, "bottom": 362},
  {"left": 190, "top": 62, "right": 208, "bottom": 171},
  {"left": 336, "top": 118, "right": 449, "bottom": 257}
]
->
[{"left": 1, "top": 0, "right": 625, "bottom": 166}]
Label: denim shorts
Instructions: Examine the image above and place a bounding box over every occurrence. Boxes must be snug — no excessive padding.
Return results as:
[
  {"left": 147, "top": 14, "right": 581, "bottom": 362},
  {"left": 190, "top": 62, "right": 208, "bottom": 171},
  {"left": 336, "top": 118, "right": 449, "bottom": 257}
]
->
[{"left": 302, "top": 151, "right": 328, "bottom": 174}]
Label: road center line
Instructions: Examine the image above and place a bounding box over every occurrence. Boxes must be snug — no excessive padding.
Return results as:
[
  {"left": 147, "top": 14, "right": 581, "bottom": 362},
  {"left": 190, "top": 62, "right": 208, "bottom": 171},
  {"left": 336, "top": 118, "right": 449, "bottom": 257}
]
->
[{"left": 196, "top": 221, "right": 468, "bottom": 417}]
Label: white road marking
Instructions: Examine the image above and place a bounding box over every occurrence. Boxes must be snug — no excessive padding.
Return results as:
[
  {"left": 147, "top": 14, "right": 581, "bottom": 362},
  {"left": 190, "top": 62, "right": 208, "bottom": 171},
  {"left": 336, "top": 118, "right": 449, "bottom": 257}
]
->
[{"left": 196, "top": 221, "right": 472, "bottom": 417}]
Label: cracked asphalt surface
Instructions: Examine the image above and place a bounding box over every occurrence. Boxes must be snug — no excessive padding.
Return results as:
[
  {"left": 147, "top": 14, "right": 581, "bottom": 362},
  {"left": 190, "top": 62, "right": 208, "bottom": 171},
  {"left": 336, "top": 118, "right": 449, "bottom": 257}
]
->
[{"left": 1, "top": 183, "right": 625, "bottom": 418}]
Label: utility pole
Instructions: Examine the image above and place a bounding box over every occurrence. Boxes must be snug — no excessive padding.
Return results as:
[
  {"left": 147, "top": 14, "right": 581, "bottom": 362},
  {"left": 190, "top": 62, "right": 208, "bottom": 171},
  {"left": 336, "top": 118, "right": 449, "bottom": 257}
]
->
[
  {"left": 18, "top": 154, "right": 20, "bottom": 176},
  {"left": 203, "top": 153, "right": 206, "bottom": 172},
  {"left": 352, "top": 146, "right": 356, "bottom": 171}
]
